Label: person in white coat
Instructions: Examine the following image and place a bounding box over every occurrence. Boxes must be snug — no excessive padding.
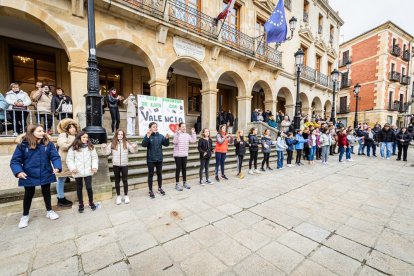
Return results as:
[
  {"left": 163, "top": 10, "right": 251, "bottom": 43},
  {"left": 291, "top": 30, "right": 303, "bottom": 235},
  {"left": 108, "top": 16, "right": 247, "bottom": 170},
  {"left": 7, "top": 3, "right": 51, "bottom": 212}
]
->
[
  {"left": 66, "top": 131, "right": 98, "bottom": 213},
  {"left": 101, "top": 129, "right": 138, "bottom": 204},
  {"left": 5, "top": 83, "right": 31, "bottom": 134},
  {"left": 123, "top": 93, "right": 138, "bottom": 136}
]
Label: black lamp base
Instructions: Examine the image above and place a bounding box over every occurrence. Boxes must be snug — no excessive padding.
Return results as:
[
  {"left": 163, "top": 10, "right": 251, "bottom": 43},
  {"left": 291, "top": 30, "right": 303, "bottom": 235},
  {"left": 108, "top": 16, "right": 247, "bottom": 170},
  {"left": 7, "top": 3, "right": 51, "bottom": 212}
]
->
[{"left": 83, "top": 125, "right": 107, "bottom": 144}]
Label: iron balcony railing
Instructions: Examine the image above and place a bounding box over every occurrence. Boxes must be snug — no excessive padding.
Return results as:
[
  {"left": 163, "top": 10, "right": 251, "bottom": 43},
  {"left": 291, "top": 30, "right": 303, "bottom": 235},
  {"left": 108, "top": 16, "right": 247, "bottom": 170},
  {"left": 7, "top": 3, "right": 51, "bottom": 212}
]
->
[
  {"left": 303, "top": 11, "right": 309, "bottom": 23},
  {"left": 300, "top": 64, "right": 316, "bottom": 82},
  {"left": 402, "top": 50, "right": 411, "bottom": 62},
  {"left": 388, "top": 100, "right": 400, "bottom": 111},
  {"left": 340, "top": 78, "right": 351, "bottom": 89},
  {"left": 391, "top": 45, "right": 401, "bottom": 57},
  {"left": 318, "top": 25, "right": 323, "bottom": 34},
  {"left": 316, "top": 71, "right": 329, "bottom": 87},
  {"left": 114, "top": 0, "right": 282, "bottom": 67},
  {"left": 337, "top": 105, "right": 350, "bottom": 114},
  {"left": 339, "top": 58, "right": 352, "bottom": 68},
  {"left": 401, "top": 75, "right": 411, "bottom": 85},
  {"left": 389, "top": 71, "right": 401, "bottom": 82},
  {"left": 329, "top": 33, "right": 334, "bottom": 44}
]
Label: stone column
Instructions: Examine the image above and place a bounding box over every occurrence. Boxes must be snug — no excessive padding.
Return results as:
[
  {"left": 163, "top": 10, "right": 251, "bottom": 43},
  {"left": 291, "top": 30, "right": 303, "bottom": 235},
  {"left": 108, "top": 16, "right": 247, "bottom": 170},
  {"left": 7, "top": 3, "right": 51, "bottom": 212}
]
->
[
  {"left": 302, "top": 107, "right": 312, "bottom": 117},
  {"left": 237, "top": 95, "right": 253, "bottom": 131},
  {"left": 69, "top": 62, "right": 88, "bottom": 128},
  {"left": 149, "top": 79, "right": 168, "bottom": 98},
  {"left": 201, "top": 89, "right": 218, "bottom": 135},
  {"left": 264, "top": 99, "right": 277, "bottom": 116}
]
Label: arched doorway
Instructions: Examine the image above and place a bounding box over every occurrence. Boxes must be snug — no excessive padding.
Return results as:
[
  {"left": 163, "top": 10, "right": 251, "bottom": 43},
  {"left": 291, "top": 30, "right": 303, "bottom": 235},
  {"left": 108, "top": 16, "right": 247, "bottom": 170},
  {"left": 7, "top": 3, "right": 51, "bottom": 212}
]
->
[
  {"left": 324, "top": 100, "right": 332, "bottom": 120},
  {"left": 276, "top": 87, "right": 294, "bottom": 119},
  {"left": 311, "top": 96, "right": 323, "bottom": 117},
  {"left": 299, "top": 92, "right": 310, "bottom": 116},
  {"left": 216, "top": 71, "right": 247, "bottom": 132},
  {"left": 251, "top": 80, "right": 273, "bottom": 115}
]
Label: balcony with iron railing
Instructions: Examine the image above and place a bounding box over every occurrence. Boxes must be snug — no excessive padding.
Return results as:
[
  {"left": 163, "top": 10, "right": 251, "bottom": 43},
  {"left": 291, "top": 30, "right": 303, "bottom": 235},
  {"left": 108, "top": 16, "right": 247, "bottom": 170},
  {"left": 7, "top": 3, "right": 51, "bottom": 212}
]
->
[
  {"left": 113, "top": 0, "right": 283, "bottom": 67},
  {"left": 329, "top": 33, "right": 334, "bottom": 44},
  {"left": 340, "top": 78, "right": 351, "bottom": 89},
  {"left": 316, "top": 71, "right": 329, "bottom": 87},
  {"left": 337, "top": 105, "right": 350, "bottom": 114},
  {"left": 401, "top": 75, "right": 411, "bottom": 85},
  {"left": 299, "top": 65, "right": 332, "bottom": 89},
  {"left": 339, "top": 58, "right": 352, "bottom": 68},
  {"left": 300, "top": 65, "right": 316, "bottom": 82},
  {"left": 303, "top": 11, "right": 309, "bottom": 23},
  {"left": 389, "top": 71, "right": 401, "bottom": 82},
  {"left": 388, "top": 100, "right": 400, "bottom": 111},
  {"left": 402, "top": 50, "right": 411, "bottom": 62},
  {"left": 391, "top": 45, "right": 401, "bottom": 57},
  {"left": 318, "top": 25, "right": 323, "bottom": 34}
]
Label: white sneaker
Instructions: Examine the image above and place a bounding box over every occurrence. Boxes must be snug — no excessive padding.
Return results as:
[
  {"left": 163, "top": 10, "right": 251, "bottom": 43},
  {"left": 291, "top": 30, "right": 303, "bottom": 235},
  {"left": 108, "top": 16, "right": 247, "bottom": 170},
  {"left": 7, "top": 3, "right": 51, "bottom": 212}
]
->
[
  {"left": 124, "top": 196, "right": 130, "bottom": 204},
  {"left": 248, "top": 170, "right": 254, "bottom": 175},
  {"left": 386, "top": 157, "right": 390, "bottom": 160},
  {"left": 116, "top": 195, "right": 122, "bottom": 205},
  {"left": 46, "top": 210, "right": 59, "bottom": 220},
  {"left": 254, "top": 169, "right": 261, "bottom": 174},
  {"left": 348, "top": 159, "right": 354, "bottom": 162},
  {"left": 18, "top": 215, "right": 29, "bottom": 229}
]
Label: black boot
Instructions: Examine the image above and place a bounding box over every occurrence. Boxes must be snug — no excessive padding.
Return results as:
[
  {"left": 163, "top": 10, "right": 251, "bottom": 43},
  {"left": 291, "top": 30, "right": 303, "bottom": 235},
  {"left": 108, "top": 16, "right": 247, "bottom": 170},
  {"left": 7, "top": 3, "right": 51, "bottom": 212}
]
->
[
  {"left": 90, "top": 202, "right": 97, "bottom": 211},
  {"left": 58, "top": 197, "right": 73, "bottom": 207},
  {"left": 78, "top": 204, "right": 84, "bottom": 213}
]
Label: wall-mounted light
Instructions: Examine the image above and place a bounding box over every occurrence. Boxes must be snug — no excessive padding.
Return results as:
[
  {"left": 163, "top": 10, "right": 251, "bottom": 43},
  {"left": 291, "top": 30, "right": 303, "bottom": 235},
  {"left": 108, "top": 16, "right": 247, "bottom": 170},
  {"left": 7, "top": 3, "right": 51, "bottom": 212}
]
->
[{"left": 167, "top": 67, "right": 174, "bottom": 80}]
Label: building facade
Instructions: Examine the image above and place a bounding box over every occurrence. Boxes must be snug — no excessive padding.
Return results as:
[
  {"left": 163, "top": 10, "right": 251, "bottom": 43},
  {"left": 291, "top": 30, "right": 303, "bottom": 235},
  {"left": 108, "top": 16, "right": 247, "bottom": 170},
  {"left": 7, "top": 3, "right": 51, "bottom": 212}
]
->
[
  {"left": 338, "top": 21, "right": 414, "bottom": 127},
  {"left": 0, "top": 0, "right": 343, "bottom": 134}
]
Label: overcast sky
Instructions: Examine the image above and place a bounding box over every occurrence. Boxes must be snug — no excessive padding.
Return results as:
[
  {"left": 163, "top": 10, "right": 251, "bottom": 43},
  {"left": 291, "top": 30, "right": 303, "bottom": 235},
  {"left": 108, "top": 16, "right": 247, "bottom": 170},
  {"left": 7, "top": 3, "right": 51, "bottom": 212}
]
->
[{"left": 329, "top": 0, "right": 414, "bottom": 43}]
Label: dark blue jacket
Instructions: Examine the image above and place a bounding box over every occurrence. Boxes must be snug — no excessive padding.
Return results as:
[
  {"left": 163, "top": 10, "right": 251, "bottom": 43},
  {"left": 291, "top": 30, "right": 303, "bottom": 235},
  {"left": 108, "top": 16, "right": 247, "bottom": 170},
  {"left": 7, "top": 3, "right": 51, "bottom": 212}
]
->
[
  {"left": 285, "top": 137, "right": 296, "bottom": 151},
  {"left": 10, "top": 139, "right": 62, "bottom": 187},
  {"left": 142, "top": 132, "right": 170, "bottom": 162},
  {"left": 248, "top": 134, "right": 260, "bottom": 152}
]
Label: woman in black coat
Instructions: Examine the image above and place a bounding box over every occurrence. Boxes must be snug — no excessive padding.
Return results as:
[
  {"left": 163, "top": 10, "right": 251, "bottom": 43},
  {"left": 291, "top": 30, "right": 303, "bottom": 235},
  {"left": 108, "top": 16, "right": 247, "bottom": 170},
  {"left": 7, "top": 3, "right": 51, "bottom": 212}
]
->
[
  {"left": 364, "top": 127, "right": 377, "bottom": 157},
  {"left": 198, "top": 128, "right": 213, "bottom": 185},
  {"left": 396, "top": 127, "right": 412, "bottom": 161}
]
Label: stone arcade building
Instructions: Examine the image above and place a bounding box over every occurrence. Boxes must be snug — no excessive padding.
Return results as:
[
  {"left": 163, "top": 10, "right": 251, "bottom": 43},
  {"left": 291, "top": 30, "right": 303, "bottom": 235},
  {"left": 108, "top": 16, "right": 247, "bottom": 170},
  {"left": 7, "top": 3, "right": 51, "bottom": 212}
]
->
[{"left": 0, "top": 0, "right": 343, "bottom": 133}]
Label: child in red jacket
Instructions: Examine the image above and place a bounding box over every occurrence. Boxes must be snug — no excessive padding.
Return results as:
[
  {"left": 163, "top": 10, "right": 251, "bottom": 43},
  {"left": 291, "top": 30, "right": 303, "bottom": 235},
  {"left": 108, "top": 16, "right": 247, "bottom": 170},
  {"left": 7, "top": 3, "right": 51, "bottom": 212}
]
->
[{"left": 337, "top": 129, "right": 349, "bottom": 162}]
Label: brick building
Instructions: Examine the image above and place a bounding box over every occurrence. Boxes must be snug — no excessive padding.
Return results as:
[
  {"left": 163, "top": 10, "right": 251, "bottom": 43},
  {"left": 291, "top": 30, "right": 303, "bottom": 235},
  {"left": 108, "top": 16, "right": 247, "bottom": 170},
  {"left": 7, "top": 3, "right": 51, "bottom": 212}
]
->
[{"left": 338, "top": 21, "right": 414, "bottom": 127}]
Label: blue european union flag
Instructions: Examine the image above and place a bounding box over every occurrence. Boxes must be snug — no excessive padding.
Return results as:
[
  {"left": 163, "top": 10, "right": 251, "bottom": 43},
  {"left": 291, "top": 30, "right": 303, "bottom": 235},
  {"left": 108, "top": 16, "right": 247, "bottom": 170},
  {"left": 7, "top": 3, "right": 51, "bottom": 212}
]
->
[{"left": 264, "top": 0, "right": 287, "bottom": 43}]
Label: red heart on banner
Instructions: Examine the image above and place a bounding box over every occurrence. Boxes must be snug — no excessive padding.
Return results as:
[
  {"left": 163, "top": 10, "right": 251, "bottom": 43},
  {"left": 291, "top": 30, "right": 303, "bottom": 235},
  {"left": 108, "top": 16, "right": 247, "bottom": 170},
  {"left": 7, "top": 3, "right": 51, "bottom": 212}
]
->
[{"left": 169, "top": 124, "right": 178, "bottom": 133}]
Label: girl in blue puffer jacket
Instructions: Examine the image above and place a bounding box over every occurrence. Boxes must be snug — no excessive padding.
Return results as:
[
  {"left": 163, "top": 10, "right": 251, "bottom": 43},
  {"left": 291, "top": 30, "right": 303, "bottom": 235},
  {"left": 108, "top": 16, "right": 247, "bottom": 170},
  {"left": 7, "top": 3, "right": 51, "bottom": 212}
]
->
[
  {"left": 285, "top": 132, "right": 296, "bottom": 167},
  {"left": 295, "top": 129, "right": 308, "bottom": 166}
]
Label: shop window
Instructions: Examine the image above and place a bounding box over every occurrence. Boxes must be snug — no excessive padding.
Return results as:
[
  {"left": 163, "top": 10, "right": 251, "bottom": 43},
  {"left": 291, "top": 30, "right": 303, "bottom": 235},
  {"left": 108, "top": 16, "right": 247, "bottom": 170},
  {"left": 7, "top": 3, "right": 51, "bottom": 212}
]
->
[
  {"left": 11, "top": 50, "right": 56, "bottom": 93},
  {"left": 187, "top": 81, "right": 201, "bottom": 113}
]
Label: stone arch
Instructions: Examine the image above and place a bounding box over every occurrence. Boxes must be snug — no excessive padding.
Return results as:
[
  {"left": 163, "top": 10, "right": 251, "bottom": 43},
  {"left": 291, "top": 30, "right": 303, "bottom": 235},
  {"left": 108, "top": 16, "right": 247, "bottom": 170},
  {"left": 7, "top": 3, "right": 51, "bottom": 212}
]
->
[
  {"left": 96, "top": 38, "right": 158, "bottom": 82},
  {"left": 299, "top": 92, "right": 311, "bottom": 115},
  {"left": 216, "top": 70, "right": 247, "bottom": 97},
  {"left": 277, "top": 87, "right": 294, "bottom": 106},
  {"left": 0, "top": 5, "right": 80, "bottom": 62},
  {"left": 311, "top": 96, "right": 323, "bottom": 116},
  {"left": 250, "top": 80, "right": 274, "bottom": 114},
  {"left": 276, "top": 87, "right": 295, "bottom": 118},
  {"left": 324, "top": 100, "right": 332, "bottom": 117}
]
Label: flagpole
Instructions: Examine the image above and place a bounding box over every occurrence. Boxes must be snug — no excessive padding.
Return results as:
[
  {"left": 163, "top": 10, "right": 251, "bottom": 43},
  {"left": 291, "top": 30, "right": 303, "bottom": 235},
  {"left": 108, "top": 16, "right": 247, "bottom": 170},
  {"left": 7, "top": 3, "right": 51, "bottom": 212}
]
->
[
  {"left": 216, "top": 14, "right": 229, "bottom": 38},
  {"left": 255, "top": 34, "right": 265, "bottom": 53}
]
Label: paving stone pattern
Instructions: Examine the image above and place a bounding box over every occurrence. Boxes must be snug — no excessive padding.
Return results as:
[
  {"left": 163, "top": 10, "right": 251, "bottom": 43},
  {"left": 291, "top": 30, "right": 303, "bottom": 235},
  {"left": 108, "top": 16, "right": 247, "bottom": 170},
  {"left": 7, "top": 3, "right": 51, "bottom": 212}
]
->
[{"left": 1, "top": 154, "right": 414, "bottom": 275}]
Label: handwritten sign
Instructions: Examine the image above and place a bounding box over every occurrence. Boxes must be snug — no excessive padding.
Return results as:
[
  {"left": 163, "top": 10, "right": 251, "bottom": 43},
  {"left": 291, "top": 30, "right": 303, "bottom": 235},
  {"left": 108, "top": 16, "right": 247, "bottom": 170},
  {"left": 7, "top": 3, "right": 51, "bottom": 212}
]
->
[
  {"left": 173, "top": 36, "right": 205, "bottom": 62},
  {"left": 138, "top": 95, "right": 185, "bottom": 136}
]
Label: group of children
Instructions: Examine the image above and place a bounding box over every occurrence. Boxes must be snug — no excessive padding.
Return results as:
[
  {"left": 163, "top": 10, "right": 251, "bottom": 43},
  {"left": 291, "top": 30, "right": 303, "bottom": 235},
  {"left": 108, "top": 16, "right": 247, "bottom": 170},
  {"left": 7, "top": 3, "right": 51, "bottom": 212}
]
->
[{"left": 11, "top": 119, "right": 361, "bottom": 229}]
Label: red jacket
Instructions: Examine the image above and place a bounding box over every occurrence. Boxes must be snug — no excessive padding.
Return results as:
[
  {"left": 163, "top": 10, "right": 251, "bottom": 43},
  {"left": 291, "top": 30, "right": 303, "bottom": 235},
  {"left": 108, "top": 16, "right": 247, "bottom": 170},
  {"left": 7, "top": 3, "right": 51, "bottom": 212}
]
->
[{"left": 337, "top": 133, "right": 349, "bottom": 147}]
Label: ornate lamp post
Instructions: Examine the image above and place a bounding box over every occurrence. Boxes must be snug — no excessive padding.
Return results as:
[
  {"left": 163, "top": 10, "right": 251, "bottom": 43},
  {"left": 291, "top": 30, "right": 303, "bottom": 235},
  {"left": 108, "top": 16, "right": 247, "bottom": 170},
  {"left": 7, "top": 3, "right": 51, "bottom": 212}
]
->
[
  {"left": 84, "top": 0, "right": 107, "bottom": 144},
  {"left": 353, "top": 83, "right": 361, "bottom": 128},
  {"left": 294, "top": 49, "right": 304, "bottom": 130},
  {"left": 330, "top": 68, "right": 339, "bottom": 125}
]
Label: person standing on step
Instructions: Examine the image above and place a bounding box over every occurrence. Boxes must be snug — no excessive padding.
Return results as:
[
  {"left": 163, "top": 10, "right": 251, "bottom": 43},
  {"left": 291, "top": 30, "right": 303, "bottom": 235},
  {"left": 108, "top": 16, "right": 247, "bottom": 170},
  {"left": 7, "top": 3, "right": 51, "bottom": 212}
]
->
[
  {"left": 234, "top": 129, "right": 249, "bottom": 179},
  {"left": 55, "top": 118, "right": 80, "bottom": 208},
  {"left": 198, "top": 128, "right": 214, "bottom": 185},
  {"left": 66, "top": 131, "right": 99, "bottom": 213},
  {"left": 173, "top": 123, "right": 197, "bottom": 191},
  {"left": 142, "top": 122, "right": 170, "bottom": 198},
  {"left": 101, "top": 129, "right": 138, "bottom": 204},
  {"left": 10, "top": 124, "right": 62, "bottom": 229},
  {"left": 107, "top": 87, "right": 123, "bottom": 134},
  {"left": 215, "top": 124, "right": 234, "bottom": 181},
  {"left": 248, "top": 127, "right": 260, "bottom": 175},
  {"left": 260, "top": 129, "right": 274, "bottom": 171},
  {"left": 276, "top": 131, "right": 288, "bottom": 169}
]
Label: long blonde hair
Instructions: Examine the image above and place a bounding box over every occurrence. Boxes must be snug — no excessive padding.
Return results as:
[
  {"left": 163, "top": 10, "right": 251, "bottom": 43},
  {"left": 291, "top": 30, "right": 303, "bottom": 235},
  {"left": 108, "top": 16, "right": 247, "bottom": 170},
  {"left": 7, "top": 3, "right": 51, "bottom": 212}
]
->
[{"left": 236, "top": 130, "right": 246, "bottom": 142}]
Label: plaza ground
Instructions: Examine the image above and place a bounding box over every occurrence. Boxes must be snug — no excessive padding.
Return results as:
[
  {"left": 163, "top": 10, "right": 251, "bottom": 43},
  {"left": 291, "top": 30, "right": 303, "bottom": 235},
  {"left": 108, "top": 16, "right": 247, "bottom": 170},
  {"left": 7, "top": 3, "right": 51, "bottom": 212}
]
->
[{"left": 0, "top": 153, "right": 414, "bottom": 276}]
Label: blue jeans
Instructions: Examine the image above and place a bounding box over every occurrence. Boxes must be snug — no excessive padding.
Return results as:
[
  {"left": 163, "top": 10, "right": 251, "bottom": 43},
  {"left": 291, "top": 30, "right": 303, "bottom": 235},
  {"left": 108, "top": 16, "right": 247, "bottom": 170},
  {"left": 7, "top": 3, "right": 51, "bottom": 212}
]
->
[
  {"left": 358, "top": 140, "right": 365, "bottom": 154},
  {"left": 346, "top": 147, "right": 351, "bottom": 160},
  {"left": 56, "top": 177, "right": 66, "bottom": 198},
  {"left": 277, "top": 150, "right": 284, "bottom": 168},
  {"left": 215, "top": 152, "right": 227, "bottom": 176},
  {"left": 380, "top": 142, "right": 393, "bottom": 158},
  {"left": 339, "top": 146, "right": 345, "bottom": 161},
  {"left": 308, "top": 146, "right": 316, "bottom": 161},
  {"left": 366, "top": 145, "right": 376, "bottom": 157}
]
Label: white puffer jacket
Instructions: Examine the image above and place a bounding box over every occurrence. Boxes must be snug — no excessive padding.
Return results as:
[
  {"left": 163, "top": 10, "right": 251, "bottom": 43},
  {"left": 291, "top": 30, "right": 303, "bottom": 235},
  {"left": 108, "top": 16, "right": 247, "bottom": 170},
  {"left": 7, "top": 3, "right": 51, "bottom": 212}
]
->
[
  {"left": 102, "top": 141, "right": 138, "bottom": 166},
  {"left": 66, "top": 147, "right": 99, "bottom": 178}
]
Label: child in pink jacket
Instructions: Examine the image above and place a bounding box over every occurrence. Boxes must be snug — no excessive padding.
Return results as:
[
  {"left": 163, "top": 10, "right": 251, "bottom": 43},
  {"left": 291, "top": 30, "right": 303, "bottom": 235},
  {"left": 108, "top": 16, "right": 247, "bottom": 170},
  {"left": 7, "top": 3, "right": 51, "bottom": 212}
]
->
[{"left": 173, "top": 123, "right": 197, "bottom": 191}]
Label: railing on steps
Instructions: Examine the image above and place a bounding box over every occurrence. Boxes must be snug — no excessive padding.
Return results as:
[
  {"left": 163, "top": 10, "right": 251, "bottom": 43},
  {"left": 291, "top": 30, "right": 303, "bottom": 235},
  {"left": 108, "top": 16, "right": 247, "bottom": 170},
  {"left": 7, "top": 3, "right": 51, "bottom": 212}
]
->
[{"left": 247, "top": 121, "right": 279, "bottom": 140}]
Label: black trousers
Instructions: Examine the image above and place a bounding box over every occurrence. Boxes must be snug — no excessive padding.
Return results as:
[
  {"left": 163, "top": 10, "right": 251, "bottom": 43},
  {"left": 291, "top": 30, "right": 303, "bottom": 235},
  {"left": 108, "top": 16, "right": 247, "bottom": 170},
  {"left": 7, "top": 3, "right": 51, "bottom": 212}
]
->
[
  {"left": 296, "top": 149, "right": 303, "bottom": 164},
  {"left": 237, "top": 155, "right": 244, "bottom": 174},
  {"left": 398, "top": 144, "right": 409, "bottom": 161},
  {"left": 175, "top": 157, "right": 188, "bottom": 183},
  {"left": 75, "top": 176, "right": 93, "bottom": 205},
  {"left": 113, "top": 166, "right": 128, "bottom": 195},
  {"left": 109, "top": 107, "right": 120, "bottom": 132},
  {"left": 9, "top": 110, "right": 28, "bottom": 134},
  {"left": 316, "top": 147, "right": 322, "bottom": 159},
  {"left": 23, "top": 184, "right": 51, "bottom": 216},
  {"left": 286, "top": 150, "right": 293, "bottom": 164},
  {"left": 148, "top": 161, "right": 163, "bottom": 191},
  {"left": 249, "top": 150, "right": 258, "bottom": 169},
  {"left": 199, "top": 158, "right": 210, "bottom": 180},
  {"left": 36, "top": 113, "right": 53, "bottom": 131},
  {"left": 303, "top": 145, "right": 310, "bottom": 160},
  {"left": 261, "top": 152, "right": 270, "bottom": 168}
]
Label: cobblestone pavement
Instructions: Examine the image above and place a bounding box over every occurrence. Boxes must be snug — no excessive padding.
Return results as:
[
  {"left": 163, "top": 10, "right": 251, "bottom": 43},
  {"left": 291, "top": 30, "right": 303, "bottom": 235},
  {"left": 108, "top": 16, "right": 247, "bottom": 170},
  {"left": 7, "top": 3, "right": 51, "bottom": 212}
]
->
[{"left": 1, "top": 153, "right": 414, "bottom": 276}]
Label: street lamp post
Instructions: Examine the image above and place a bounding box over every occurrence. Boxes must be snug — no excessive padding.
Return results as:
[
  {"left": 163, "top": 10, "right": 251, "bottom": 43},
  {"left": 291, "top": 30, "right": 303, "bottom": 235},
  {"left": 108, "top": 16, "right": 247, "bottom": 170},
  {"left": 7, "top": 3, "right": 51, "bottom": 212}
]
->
[
  {"left": 294, "top": 49, "right": 304, "bottom": 130},
  {"left": 84, "top": 0, "right": 107, "bottom": 144},
  {"left": 330, "top": 68, "right": 339, "bottom": 125},
  {"left": 353, "top": 83, "right": 361, "bottom": 128}
]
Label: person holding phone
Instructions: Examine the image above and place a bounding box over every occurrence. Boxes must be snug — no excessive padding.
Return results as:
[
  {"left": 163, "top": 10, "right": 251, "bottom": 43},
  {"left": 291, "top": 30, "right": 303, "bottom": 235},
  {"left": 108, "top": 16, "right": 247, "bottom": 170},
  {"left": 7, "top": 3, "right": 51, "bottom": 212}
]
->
[{"left": 142, "top": 122, "right": 170, "bottom": 198}]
